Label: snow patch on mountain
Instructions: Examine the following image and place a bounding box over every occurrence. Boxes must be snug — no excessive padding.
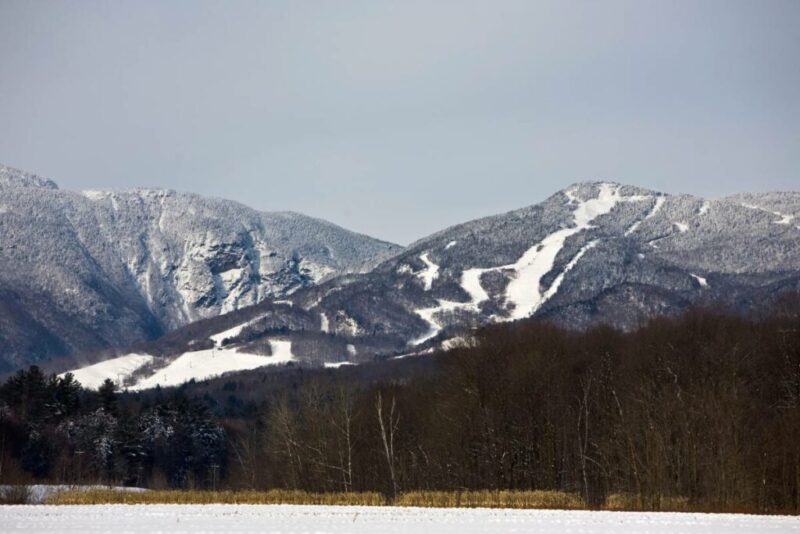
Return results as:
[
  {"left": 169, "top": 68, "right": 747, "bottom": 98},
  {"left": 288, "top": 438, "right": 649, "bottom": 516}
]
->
[
  {"left": 625, "top": 195, "right": 665, "bottom": 236},
  {"left": 411, "top": 300, "right": 467, "bottom": 345},
  {"left": 299, "top": 259, "right": 336, "bottom": 282},
  {"left": 60, "top": 338, "right": 297, "bottom": 391},
  {"left": 691, "top": 274, "right": 709, "bottom": 288},
  {"left": 741, "top": 203, "right": 796, "bottom": 226},
  {"left": 505, "top": 183, "right": 646, "bottom": 319},
  {"left": 334, "top": 312, "right": 361, "bottom": 337},
  {"left": 441, "top": 336, "right": 470, "bottom": 351},
  {"left": 81, "top": 190, "right": 106, "bottom": 201},
  {"left": 674, "top": 222, "right": 689, "bottom": 233},
  {"left": 540, "top": 239, "right": 600, "bottom": 304},
  {"left": 417, "top": 253, "right": 440, "bottom": 291},
  {"left": 396, "top": 264, "right": 413, "bottom": 275},
  {"left": 60, "top": 354, "right": 154, "bottom": 390},
  {"left": 461, "top": 268, "right": 492, "bottom": 306},
  {"left": 410, "top": 266, "right": 494, "bottom": 346},
  {"left": 324, "top": 361, "right": 355, "bottom": 369},
  {"left": 210, "top": 318, "right": 262, "bottom": 347},
  {"left": 128, "top": 344, "right": 293, "bottom": 391},
  {"left": 268, "top": 340, "right": 295, "bottom": 362}
]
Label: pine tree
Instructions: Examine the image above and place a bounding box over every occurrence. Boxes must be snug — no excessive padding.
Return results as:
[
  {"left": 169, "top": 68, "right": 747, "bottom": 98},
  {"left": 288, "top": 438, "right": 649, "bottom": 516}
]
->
[{"left": 98, "top": 379, "right": 118, "bottom": 416}]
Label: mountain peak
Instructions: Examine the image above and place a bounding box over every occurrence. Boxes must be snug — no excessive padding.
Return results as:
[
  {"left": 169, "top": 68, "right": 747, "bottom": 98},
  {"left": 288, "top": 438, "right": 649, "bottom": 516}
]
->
[
  {"left": 562, "top": 180, "right": 663, "bottom": 195},
  {"left": 0, "top": 164, "right": 59, "bottom": 190}
]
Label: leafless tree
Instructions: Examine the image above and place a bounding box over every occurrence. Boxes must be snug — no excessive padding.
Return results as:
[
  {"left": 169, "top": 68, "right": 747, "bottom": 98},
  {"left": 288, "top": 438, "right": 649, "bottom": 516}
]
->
[{"left": 376, "top": 391, "right": 400, "bottom": 498}]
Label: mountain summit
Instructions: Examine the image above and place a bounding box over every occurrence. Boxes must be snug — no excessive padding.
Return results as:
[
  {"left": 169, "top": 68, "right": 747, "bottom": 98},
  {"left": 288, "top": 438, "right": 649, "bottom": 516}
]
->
[{"left": 0, "top": 164, "right": 59, "bottom": 190}]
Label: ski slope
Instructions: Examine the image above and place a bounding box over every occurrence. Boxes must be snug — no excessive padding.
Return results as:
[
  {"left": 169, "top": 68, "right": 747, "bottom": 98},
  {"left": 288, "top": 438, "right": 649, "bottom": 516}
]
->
[
  {"left": 128, "top": 342, "right": 294, "bottom": 391},
  {"left": 410, "top": 183, "right": 654, "bottom": 344},
  {"left": 416, "top": 253, "right": 440, "bottom": 290},
  {"left": 1, "top": 505, "right": 797, "bottom": 534},
  {"left": 59, "top": 354, "right": 154, "bottom": 390},
  {"left": 60, "top": 339, "right": 296, "bottom": 392}
]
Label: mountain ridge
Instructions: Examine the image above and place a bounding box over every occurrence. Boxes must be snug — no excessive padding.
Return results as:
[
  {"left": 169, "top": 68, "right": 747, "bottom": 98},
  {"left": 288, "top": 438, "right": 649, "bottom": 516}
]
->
[
  {"left": 0, "top": 164, "right": 402, "bottom": 371},
  {"left": 57, "top": 180, "right": 800, "bottom": 390}
]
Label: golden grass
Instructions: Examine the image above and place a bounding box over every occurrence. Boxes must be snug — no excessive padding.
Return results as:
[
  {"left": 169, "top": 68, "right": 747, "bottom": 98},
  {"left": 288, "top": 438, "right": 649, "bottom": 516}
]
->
[
  {"left": 604, "top": 492, "right": 690, "bottom": 512},
  {"left": 47, "top": 489, "right": 387, "bottom": 506},
  {"left": 42, "top": 487, "right": 800, "bottom": 514},
  {"left": 395, "top": 490, "right": 586, "bottom": 509},
  {"left": 49, "top": 488, "right": 585, "bottom": 509},
  {"left": 51, "top": 488, "right": 732, "bottom": 512}
]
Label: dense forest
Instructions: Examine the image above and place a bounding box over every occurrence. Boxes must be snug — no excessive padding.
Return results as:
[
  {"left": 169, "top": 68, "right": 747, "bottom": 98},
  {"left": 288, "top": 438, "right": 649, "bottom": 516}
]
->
[{"left": 1, "top": 302, "right": 799, "bottom": 512}]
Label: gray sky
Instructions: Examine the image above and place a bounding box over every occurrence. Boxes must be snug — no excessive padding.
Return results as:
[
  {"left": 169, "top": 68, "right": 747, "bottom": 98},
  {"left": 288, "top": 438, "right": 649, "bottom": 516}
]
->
[{"left": 1, "top": 0, "right": 798, "bottom": 244}]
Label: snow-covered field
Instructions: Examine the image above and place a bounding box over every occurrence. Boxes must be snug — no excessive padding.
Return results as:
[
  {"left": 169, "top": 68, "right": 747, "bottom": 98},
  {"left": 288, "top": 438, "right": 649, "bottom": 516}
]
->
[{"left": 1, "top": 505, "right": 797, "bottom": 534}]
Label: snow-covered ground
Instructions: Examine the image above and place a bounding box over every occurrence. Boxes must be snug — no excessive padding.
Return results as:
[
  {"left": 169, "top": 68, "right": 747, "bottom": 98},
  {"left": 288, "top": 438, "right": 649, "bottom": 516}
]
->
[
  {"left": 59, "top": 354, "right": 154, "bottom": 390},
  {"left": 268, "top": 340, "right": 295, "bottom": 362},
  {"left": 416, "top": 253, "right": 440, "bottom": 290},
  {"left": 209, "top": 320, "right": 259, "bottom": 346},
  {"left": 128, "top": 342, "right": 294, "bottom": 391},
  {"left": 0, "top": 505, "right": 797, "bottom": 533},
  {"left": 60, "top": 339, "right": 296, "bottom": 392}
]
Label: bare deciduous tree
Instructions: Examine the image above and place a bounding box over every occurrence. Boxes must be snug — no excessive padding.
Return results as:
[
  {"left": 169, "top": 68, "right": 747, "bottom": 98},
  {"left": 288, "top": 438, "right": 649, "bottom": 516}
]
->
[{"left": 376, "top": 391, "right": 400, "bottom": 498}]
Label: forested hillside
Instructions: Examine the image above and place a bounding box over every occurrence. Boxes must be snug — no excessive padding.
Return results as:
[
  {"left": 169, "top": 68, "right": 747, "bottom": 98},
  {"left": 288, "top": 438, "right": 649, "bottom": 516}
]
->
[
  {"left": 1, "top": 301, "right": 799, "bottom": 512},
  {"left": 0, "top": 164, "right": 400, "bottom": 371}
]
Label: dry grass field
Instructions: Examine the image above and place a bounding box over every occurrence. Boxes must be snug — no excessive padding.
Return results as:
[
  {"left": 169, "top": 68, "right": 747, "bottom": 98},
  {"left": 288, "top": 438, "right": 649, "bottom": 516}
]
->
[
  {"left": 48, "top": 489, "right": 386, "bottom": 506},
  {"left": 48, "top": 489, "right": 586, "bottom": 509}
]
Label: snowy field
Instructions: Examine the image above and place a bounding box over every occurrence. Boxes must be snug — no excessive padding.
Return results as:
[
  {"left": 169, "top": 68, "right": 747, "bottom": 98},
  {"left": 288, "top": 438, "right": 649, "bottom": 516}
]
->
[{"left": 1, "top": 505, "right": 798, "bottom": 534}]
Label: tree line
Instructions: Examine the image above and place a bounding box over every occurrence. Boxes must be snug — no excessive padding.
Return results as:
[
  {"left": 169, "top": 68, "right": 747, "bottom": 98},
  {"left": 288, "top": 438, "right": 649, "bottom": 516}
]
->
[
  {"left": 1, "top": 304, "right": 799, "bottom": 512},
  {"left": 0, "top": 368, "right": 225, "bottom": 489}
]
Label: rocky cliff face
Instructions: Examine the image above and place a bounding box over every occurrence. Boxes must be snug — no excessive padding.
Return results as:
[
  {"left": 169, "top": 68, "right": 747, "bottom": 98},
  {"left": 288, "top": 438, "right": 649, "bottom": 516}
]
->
[{"left": 0, "top": 164, "right": 401, "bottom": 371}]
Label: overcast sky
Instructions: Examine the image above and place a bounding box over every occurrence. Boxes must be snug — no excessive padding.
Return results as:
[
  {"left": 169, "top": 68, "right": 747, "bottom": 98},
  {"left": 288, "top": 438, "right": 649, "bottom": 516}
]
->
[{"left": 1, "top": 0, "right": 798, "bottom": 244}]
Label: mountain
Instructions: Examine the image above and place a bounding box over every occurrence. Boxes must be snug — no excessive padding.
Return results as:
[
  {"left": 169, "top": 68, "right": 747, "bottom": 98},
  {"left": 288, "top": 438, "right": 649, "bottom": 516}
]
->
[
  {"left": 0, "top": 164, "right": 401, "bottom": 371},
  {"left": 61, "top": 181, "right": 800, "bottom": 390}
]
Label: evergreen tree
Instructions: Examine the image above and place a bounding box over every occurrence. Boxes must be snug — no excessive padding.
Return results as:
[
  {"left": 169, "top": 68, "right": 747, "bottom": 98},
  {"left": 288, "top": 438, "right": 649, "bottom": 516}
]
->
[{"left": 98, "top": 379, "right": 118, "bottom": 416}]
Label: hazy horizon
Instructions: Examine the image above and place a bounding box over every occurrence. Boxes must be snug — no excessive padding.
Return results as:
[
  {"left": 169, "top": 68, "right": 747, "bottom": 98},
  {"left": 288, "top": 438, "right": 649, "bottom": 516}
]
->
[{"left": 1, "top": 0, "right": 798, "bottom": 244}]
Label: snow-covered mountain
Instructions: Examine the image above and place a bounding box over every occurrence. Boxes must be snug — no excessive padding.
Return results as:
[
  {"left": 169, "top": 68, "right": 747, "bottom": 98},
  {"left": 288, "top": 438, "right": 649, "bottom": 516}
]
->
[
  {"left": 61, "top": 181, "right": 800, "bottom": 390},
  {"left": 0, "top": 164, "right": 401, "bottom": 371}
]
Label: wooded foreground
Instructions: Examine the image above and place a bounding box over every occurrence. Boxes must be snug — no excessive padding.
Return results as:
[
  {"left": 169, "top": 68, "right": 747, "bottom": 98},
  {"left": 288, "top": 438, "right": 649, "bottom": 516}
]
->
[{"left": 1, "top": 302, "right": 799, "bottom": 513}]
